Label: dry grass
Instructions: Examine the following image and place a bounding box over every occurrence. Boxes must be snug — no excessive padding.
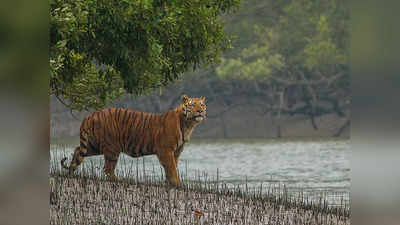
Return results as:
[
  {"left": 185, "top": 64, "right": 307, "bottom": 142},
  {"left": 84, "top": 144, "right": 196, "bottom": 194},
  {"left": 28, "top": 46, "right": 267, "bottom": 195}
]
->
[
  {"left": 50, "top": 174, "right": 349, "bottom": 225},
  {"left": 49, "top": 150, "right": 349, "bottom": 225}
]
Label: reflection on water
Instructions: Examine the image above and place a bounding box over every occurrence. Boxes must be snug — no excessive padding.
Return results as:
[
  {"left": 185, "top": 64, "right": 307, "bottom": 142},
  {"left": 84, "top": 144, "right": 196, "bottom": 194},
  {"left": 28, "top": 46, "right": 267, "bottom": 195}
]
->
[{"left": 50, "top": 137, "right": 349, "bottom": 206}]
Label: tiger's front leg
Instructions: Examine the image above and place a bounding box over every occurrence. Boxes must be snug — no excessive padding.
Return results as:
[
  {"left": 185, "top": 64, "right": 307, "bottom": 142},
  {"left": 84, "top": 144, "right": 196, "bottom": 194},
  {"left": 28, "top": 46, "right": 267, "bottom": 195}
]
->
[
  {"left": 174, "top": 145, "right": 184, "bottom": 166},
  {"left": 157, "top": 150, "right": 181, "bottom": 186}
]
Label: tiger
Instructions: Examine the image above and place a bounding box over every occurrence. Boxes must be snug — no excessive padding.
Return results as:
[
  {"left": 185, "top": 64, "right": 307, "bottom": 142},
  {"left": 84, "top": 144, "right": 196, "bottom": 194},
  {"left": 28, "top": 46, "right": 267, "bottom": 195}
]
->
[{"left": 61, "top": 94, "right": 206, "bottom": 185}]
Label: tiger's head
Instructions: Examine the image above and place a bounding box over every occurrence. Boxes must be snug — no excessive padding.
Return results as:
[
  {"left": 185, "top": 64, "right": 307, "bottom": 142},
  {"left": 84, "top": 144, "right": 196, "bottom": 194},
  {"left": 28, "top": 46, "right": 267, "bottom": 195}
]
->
[{"left": 181, "top": 94, "right": 206, "bottom": 123}]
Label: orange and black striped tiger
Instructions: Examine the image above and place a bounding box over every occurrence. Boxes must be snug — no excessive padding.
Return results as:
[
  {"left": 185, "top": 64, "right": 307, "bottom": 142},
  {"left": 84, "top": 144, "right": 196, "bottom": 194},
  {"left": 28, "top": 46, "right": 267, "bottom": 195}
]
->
[{"left": 61, "top": 94, "right": 206, "bottom": 185}]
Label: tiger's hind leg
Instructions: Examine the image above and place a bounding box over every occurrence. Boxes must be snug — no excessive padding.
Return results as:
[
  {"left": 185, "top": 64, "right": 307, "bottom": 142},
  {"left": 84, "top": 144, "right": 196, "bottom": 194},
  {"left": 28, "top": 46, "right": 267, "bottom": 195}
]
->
[{"left": 103, "top": 147, "right": 121, "bottom": 181}]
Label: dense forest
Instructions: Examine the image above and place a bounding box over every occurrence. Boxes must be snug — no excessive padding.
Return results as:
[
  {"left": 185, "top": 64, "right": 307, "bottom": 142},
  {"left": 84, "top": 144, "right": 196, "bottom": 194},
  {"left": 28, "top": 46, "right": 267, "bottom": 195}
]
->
[{"left": 51, "top": 0, "right": 350, "bottom": 138}]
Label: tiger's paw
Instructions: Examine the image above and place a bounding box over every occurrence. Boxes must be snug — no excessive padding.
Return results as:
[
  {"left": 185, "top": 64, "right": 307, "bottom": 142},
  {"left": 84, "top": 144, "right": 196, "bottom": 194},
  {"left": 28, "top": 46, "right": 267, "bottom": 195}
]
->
[
  {"left": 166, "top": 179, "right": 183, "bottom": 188},
  {"left": 105, "top": 172, "right": 119, "bottom": 182}
]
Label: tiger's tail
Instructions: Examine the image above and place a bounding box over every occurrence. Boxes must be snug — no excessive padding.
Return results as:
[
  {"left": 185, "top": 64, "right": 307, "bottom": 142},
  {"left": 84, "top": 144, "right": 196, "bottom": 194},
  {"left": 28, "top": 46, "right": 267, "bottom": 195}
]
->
[
  {"left": 61, "top": 146, "right": 86, "bottom": 174},
  {"left": 61, "top": 157, "right": 69, "bottom": 170},
  {"left": 60, "top": 148, "right": 78, "bottom": 174},
  {"left": 61, "top": 128, "right": 90, "bottom": 174}
]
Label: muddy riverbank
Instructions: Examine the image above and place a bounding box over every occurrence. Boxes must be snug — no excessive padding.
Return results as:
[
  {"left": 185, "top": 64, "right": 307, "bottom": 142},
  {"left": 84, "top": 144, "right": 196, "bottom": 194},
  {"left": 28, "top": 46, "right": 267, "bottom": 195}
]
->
[{"left": 50, "top": 173, "right": 349, "bottom": 225}]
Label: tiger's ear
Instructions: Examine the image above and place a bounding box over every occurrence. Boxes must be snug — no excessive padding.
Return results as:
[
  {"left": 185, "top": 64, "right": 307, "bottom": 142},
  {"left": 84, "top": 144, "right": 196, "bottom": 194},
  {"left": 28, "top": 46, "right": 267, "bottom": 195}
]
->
[
  {"left": 181, "top": 94, "right": 189, "bottom": 104},
  {"left": 201, "top": 96, "right": 206, "bottom": 102}
]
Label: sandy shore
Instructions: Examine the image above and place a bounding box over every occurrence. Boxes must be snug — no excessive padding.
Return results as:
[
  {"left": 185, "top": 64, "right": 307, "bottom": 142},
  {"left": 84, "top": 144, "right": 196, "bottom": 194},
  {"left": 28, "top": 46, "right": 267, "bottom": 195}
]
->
[{"left": 50, "top": 174, "right": 349, "bottom": 225}]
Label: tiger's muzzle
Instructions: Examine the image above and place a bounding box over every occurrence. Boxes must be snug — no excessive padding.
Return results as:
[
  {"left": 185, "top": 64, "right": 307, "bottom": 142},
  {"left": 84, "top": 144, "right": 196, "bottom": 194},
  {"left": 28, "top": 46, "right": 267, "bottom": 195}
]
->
[{"left": 193, "top": 111, "right": 206, "bottom": 122}]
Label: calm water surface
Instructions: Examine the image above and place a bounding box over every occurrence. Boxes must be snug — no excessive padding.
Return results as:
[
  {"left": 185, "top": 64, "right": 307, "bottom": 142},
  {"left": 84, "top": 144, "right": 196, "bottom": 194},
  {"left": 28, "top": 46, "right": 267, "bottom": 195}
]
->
[{"left": 50, "top": 138, "right": 350, "bottom": 206}]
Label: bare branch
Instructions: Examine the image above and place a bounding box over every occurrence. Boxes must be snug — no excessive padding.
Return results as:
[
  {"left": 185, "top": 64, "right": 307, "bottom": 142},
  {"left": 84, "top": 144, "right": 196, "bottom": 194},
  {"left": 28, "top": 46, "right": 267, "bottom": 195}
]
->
[
  {"left": 334, "top": 119, "right": 350, "bottom": 137},
  {"left": 269, "top": 72, "right": 345, "bottom": 86},
  {"left": 69, "top": 108, "right": 80, "bottom": 120},
  {"left": 53, "top": 93, "right": 71, "bottom": 109},
  {"left": 207, "top": 103, "right": 263, "bottom": 119}
]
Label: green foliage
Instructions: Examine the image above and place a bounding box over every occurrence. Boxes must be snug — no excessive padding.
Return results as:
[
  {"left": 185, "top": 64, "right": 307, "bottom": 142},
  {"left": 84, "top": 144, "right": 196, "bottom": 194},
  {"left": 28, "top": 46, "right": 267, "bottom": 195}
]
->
[
  {"left": 217, "top": 0, "right": 349, "bottom": 82},
  {"left": 217, "top": 26, "right": 285, "bottom": 80},
  {"left": 302, "top": 15, "right": 346, "bottom": 71},
  {"left": 50, "top": 0, "right": 241, "bottom": 110},
  {"left": 212, "top": 0, "right": 350, "bottom": 126}
]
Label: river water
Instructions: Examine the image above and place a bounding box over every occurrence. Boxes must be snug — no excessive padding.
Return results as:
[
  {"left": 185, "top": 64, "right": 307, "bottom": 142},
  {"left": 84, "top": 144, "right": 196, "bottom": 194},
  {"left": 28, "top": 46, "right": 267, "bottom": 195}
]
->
[{"left": 50, "top": 137, "right": 349, "bottom": 207}]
